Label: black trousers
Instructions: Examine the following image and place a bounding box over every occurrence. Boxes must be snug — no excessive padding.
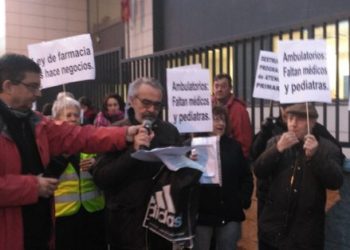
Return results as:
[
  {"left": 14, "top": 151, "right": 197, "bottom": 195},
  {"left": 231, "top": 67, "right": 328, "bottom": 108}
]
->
[
  {"left": 25, "top": 247, "right": 49, "bottom": 250},
  {"left": 259, "top": 240, "right": 279, "bottom": 250},
  {"left": 55, "top": 208, "right": 107, "bottom": 250}
]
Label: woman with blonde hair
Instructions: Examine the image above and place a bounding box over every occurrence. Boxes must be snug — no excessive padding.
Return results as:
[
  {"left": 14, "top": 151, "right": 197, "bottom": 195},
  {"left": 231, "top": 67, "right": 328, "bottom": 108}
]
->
[{"left": 50, "top": 94, "right": 107, "bottom": 250}]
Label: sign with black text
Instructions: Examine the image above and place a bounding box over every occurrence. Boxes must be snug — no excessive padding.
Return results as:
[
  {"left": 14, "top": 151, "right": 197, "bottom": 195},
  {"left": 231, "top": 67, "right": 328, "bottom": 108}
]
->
[
  {"left": 278, "top": 40, "right": 331, "bottom": 103},
  {"left": 253, "top": 51, "right": 280, "bottom": 101},
  {"left": 28, "top": 34, "right": 95, "bottom": 89},
  {"left": 167, "top": 67, "right": 213, "bottom": 133}
]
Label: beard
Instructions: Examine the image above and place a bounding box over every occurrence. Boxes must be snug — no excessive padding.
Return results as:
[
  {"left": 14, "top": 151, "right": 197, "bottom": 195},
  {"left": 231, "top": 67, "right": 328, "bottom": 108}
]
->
[{"left": 141, "top": 112, "right": 157, "bottom": 121}]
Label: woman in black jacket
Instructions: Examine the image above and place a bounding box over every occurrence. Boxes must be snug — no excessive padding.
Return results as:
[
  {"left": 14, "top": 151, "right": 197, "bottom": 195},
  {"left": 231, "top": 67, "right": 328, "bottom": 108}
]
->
[{"left": 192, "top": 106, "right": 254, "bottom": 250}]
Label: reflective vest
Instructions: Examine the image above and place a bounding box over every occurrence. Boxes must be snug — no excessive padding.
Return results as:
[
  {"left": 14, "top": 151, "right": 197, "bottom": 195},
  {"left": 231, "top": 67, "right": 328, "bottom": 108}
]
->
[{"left": 54, "top": 153, "right": 105, "bottom": 217}]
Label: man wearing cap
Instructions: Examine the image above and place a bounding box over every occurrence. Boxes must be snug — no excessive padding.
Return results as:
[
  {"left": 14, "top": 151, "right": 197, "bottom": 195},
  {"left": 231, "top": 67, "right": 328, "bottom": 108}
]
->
[{"left": 253, "top": 103, "right": 343, "bottom": 250}]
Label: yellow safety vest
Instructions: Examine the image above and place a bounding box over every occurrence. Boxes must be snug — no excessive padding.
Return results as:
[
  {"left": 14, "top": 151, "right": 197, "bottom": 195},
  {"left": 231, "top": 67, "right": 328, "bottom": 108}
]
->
[{"left": 54, "top": 153, "right": 105, "bottom": 217}]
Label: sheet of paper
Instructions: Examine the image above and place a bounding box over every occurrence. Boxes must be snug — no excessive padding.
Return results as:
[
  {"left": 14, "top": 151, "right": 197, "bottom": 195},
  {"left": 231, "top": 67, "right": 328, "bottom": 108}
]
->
[
  {"left": 131, "top": 142, "right": 220, "bottom": 182},
  {"left": 132, "top": 146, "right": 193, "bottom": 162},
  {"left": 131, "top": 146, "right": 204, "bottom": 172},
  {"left": 191, "top": 136, "right": 222, "bottom": 185}
]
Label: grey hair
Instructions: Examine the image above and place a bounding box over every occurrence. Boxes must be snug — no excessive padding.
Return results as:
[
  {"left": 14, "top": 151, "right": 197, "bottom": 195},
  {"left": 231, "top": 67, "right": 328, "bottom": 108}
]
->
[
  {"left": 56, "top": 91, "right": 75, "bottom": 100},
  {"left": 52, "top": 95, "right": 80, "bottom": 119},
  {"left": 128, "top": 77, "right": 163, "bottom": 100}
]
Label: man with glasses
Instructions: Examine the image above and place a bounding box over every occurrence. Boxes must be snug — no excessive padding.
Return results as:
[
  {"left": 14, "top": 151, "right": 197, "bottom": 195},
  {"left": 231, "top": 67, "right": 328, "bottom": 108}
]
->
[
  {"left": 93, "top": 77, "right": 182, "bottom": 250},
  {"left": 0, "top": 53, "right": 139, "bottom": 250}
]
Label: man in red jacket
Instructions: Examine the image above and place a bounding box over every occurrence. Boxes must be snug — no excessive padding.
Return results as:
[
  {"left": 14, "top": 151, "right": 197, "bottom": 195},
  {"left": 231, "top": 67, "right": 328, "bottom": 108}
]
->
[
  {"left": 212, "top": 74, "right": 252, "bottom": 158},
  {"left": 0, "top": 53, "right": 141, "bottom": 250}
]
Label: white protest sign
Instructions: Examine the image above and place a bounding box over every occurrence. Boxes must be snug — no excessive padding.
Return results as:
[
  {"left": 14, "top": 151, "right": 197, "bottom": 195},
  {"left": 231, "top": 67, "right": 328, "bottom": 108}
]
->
[
  {"left": 174, "top": 64, "right": 202, "bottom": 70},
  {"left": 253, "top": 51, "right": 280, "bottom": 101},
  {"left": 167, "top": 68, "right": 213, "bottom": 133},
  {"left": 28, "top": 34, "right": 95, "bottom": 89},
  {"left": 278, "top": 40, "right": 331, "bottom": 103},
  {"left": 348, "top": 89, "right": 350, "bottom": 110}
]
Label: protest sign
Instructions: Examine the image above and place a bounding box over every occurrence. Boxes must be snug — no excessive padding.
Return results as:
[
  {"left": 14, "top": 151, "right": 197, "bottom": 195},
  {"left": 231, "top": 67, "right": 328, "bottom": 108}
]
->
[
  {"left": 28, "top": 34, "right": 95, "bottom": 89},
  {"left": 167, "top": 67, "right": 213, "bottom": 133},
  {"left": 253, "top": 51, "right": 280, "bottom": 101},
  {"left": 174, "top": 64, "right": 202, "bottom": 70},
  {"left": 278, "top": 40, "right": 331, "bottom": 103}
]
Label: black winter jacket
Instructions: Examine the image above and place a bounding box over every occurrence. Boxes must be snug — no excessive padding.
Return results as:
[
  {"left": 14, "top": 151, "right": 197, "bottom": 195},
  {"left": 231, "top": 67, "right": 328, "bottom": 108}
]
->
[
  {"left": 251, "top": 118, "right": 344, "bottom": 203},
  {"left": 197, "top": 135, "right": 253, "bottom": 226},
  {"left": 253, "top": 136, "right": 343, "bottom": 250},
  {"left": 93, "top": 109, "right": 181, "bottom": 250}
]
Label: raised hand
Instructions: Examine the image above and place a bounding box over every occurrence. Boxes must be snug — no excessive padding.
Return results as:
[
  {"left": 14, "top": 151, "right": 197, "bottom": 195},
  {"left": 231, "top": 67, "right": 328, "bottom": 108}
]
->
[
  {"left": 276, "top": 132, "right": 299, "bottom": 152},
  {"left": 133, "top": 127, "right": 154, "bottom": 150},
  {"left": 303, "top": 134, "right": 318, "bottom": 159},
  {"left": 126, "top": 125, "right": 143, "bottom": 142},
  {"left": 80, "top": 157, "right": 96, "bottom": 171}
]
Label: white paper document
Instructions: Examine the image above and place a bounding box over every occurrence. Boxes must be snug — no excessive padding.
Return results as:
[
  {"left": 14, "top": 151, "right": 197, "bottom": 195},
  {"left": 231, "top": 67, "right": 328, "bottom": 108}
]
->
[
  {"left": 131, "top": 136, "right": 222, "bottom": 185},
  {"left": 191, "top": 136, "right": 222, "bottom": 185},
  {"left": 131, "top": 146, "right": 204, "bottom": 172}
]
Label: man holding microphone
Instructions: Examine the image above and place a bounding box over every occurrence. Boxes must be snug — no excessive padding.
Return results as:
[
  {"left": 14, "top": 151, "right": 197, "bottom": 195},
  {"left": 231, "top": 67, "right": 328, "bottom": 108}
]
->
[{"left": 93, "top": 77, "right": 182, "bottom": 250}]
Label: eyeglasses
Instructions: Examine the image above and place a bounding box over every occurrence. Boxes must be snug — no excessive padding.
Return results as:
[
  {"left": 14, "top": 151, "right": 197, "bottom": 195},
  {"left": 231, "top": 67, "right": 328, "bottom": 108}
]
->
[
  {"left": 17, "top": 81, "right": 42, "bottom": 93},
  {"left": 213, "top": 115, "right": 225, "bottom": 123},
  {"left": 135, "top": 96, "right": 162, "bottom": 110}
]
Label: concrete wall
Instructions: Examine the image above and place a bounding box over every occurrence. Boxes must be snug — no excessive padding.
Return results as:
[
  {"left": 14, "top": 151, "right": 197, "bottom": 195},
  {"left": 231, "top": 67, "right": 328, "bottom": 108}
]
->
[
  {"left": 125, "top": 0, "right": 153, "bottom": 58},
  {"left": 5, "top": 0, "right": 87, "bottom": 55},
  {"left": 92, "top": 21, "right": 125, "bottom": 53},
  {"left": 157, "top": 0, "right": 350, "bottom": 50}
]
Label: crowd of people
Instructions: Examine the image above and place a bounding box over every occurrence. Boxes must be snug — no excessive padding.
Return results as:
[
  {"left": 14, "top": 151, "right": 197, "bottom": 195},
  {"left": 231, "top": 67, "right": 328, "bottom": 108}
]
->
[{"left": 0, "top": 53, "right": 345, "bottom": 250}]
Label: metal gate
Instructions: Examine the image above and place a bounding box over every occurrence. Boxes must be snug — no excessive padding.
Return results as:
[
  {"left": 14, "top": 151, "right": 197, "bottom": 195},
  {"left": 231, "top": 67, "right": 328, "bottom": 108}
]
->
[{"left": 39, "top": 18, "right": 350, "bottom": 146}]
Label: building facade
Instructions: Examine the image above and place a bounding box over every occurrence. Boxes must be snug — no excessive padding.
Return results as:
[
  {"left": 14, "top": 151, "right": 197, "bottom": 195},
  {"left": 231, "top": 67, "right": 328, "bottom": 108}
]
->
[
  {"left": 2, "top": 1, "right": 350, "bottom": 249},
  {"left": 1, "top": 0, "right": 87, "bottom": 55}
]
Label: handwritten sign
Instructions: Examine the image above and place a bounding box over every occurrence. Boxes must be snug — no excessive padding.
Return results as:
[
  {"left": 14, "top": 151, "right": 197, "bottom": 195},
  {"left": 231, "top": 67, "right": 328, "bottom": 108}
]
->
[
  {"left": 28, "top": 34, "right": 95, "bottom": 89},
  {"left": 167, "top": 67, "right": 213, "bottom": 133},
  {"left": 278, "top": 40, "right": 331, "bottom": 103},
  {"left": 253, "top": 51, "right": 280, "bottom": 101}
]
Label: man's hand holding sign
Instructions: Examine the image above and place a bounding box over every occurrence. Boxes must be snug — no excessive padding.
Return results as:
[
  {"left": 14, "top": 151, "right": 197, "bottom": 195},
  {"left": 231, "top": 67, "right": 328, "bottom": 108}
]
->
[{"left": 252, "top": 40, "right": 343, "bottom": 250}]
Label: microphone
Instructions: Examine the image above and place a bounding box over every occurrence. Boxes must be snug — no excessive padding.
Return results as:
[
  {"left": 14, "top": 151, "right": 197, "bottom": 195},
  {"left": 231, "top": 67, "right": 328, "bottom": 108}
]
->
[
  {"left": 139, "top": 117, "right": 154, "bottom": 150},
  {"left": 143, "top": 118, "right": 153, "bottom": 135}
]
